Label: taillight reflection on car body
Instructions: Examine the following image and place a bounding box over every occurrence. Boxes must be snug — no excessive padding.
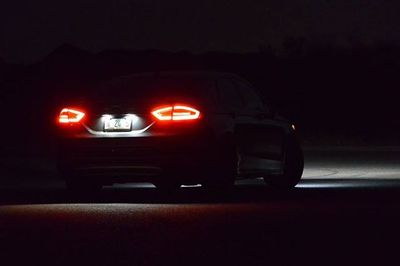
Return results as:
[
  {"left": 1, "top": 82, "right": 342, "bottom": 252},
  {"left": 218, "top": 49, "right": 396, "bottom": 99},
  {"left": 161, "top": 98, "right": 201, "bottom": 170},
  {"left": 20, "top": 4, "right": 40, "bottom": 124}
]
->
[
  {"left": 151, "top": 105, "right": 201, "bottom": 121},
  {"left": 58, "top": 108, "right": 85, "bottom": 124}
]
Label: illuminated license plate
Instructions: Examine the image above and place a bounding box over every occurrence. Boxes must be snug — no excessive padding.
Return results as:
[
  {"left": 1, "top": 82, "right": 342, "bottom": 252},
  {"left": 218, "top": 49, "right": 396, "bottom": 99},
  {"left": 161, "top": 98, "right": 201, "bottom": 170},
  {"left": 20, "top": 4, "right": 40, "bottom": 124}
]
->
[{"left": 104, "top": 117, "right": 131, "bottom": 131}]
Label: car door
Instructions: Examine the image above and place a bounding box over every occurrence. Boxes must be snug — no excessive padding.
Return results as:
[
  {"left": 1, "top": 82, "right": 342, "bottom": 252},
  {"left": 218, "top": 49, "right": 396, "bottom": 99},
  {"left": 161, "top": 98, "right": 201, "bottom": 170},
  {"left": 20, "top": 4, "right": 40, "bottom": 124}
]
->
[
  {"left": 233, "top": 78, "right": 288, "bottom": 177},
  {"left": 214, "top": 78, "right": 244, "bottom": 137}
]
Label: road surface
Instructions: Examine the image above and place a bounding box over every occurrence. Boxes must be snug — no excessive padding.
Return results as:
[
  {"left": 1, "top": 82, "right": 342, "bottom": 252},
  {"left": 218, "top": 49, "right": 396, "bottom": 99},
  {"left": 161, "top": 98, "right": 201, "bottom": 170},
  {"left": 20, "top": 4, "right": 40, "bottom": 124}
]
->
[{"left": 1, "top": 147, "right": 400, "bottom": 265}]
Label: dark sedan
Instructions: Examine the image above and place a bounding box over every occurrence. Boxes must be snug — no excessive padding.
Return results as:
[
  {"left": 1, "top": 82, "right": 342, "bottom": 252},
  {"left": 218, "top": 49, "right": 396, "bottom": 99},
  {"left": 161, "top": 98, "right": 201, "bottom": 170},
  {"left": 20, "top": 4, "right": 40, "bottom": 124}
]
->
[{"left": 56, "top": 72, "right": 303, "bottom": 190}]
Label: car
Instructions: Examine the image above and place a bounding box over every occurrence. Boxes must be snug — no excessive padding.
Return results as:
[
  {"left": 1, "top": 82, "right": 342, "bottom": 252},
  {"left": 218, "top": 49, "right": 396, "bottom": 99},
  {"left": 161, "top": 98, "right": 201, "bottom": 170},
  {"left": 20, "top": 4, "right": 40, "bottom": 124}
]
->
[{"left": 56, "top": 71, "right": 304, "bottom": 191}]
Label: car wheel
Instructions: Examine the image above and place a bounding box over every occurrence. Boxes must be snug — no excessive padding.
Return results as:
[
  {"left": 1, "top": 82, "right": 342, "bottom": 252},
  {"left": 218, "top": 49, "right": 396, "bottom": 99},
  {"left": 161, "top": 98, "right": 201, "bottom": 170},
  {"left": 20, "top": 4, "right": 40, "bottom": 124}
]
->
[
  {"left": 153, "top": 170, "right": 182, "bottom": 192},
  {"left": 64, "top": 175, "right": 103, "bottom": 192},
  {"left": 265, "top": 137, "right": 304, "bottom": 189},
  {"left": 153, "top": 180, "right": 181, "bottom": 192}
]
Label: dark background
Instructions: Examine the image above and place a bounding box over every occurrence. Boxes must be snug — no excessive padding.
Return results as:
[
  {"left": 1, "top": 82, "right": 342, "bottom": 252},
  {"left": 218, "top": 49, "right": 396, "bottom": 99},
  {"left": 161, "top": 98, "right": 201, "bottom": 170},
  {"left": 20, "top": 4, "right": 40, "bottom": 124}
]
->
[{"left": 1, "top": 0, "right": 400, "bottom": 158}]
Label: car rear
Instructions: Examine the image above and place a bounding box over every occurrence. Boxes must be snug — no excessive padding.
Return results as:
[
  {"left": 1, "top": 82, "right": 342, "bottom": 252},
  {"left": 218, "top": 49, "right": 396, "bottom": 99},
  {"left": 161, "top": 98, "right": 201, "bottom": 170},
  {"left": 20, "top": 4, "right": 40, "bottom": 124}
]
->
[{"left": 56, "top": 74, "right": 219, "bottom": 187}]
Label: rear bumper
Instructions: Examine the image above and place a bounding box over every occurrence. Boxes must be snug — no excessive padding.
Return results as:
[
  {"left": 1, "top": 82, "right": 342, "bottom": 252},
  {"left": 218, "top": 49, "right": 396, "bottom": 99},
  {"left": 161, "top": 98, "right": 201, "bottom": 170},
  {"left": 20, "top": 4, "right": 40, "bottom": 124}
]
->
[{"left": 57, "top": 134, "right": 217, "bottom": 183}]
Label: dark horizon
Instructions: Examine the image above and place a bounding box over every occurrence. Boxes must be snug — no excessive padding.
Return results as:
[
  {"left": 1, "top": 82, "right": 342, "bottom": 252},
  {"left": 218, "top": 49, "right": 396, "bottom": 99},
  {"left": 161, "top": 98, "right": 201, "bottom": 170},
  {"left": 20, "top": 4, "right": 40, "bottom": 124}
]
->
[
  {"left": 2, "top": 38, "right": 400, "bottom": 66},
  {"left": 2, "top": 0, "right": 400, "bottom": 64}
]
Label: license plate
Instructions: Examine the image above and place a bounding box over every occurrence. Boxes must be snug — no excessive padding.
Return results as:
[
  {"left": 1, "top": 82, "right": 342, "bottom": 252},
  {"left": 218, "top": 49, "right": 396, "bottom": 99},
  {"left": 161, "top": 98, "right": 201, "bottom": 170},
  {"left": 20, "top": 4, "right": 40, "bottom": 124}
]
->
[{"left": 104, "top": 117, "right": 132, "bottom": 131}]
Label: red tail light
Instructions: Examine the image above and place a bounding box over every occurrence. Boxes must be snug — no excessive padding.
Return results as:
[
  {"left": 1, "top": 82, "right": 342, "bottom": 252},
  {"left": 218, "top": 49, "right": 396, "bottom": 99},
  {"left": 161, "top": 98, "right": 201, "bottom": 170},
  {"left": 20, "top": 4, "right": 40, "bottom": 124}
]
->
[
  {"left": 151, "top": 105, "right": 201, "bottom": 121},
  {"left": 58, "top": 108, "right": 85, "bottom": 124}
]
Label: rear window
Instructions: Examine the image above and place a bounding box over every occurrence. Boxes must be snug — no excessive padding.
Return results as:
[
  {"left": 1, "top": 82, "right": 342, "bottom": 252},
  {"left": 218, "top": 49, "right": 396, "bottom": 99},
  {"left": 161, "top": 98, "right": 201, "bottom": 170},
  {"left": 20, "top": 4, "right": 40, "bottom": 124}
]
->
[{"left": 92, "top": 76, "right": 217, "bottom": 104}]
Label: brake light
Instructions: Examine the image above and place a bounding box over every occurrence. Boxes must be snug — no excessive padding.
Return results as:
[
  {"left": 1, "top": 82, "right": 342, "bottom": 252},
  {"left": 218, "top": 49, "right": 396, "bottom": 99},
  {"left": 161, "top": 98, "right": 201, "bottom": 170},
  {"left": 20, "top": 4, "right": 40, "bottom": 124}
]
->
[
  {"left": 58, "top": 108, "right": 85, "bottom": 124},
  {"left": 152, "top": 105, "right": 200, "bottom": 121}
]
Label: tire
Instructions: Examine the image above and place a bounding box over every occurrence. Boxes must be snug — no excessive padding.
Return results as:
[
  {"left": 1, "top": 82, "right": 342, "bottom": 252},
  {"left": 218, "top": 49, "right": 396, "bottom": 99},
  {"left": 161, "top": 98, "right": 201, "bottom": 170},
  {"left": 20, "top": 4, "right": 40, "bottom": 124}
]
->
[
  {"left": 153, "top": 179, "right": 181, "bottom": 192},
  {"left": 265, "top": 137, "right": 304, "bottom": 189},
  {"left": 63, "top": 173, "right": 103, "bottom": 192},
  {"left": 153, "top": 171, "right": 182, "bottom": 192}
]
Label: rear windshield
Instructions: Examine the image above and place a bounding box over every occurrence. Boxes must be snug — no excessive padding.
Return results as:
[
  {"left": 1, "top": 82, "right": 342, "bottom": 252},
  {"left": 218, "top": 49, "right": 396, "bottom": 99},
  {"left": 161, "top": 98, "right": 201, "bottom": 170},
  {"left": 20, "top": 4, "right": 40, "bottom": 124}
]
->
[{"left": 91, "top": 76, "right": 217, "bottom": 104}]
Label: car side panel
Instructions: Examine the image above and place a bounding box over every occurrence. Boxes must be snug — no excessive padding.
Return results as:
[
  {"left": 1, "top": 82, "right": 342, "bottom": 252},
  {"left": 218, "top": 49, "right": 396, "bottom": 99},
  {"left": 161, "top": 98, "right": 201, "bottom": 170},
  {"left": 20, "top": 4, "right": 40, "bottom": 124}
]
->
[{"left": 235, "top": 116, "right": 288, "bottom": 177}]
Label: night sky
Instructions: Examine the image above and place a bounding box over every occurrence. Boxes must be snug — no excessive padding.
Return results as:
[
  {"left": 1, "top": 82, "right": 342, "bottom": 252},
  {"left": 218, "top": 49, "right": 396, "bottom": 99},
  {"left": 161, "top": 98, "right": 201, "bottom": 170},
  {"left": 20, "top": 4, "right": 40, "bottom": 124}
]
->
[{"left": 1, "top": 0, "right": 400, "bottom": 63}]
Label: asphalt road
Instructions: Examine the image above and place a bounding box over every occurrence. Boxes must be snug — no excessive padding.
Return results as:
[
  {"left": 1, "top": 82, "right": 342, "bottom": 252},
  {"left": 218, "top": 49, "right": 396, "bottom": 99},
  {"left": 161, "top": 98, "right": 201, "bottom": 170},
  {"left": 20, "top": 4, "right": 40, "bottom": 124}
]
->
[{"left": 1, "top": 148, "right": 400, "bottom": 266}]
